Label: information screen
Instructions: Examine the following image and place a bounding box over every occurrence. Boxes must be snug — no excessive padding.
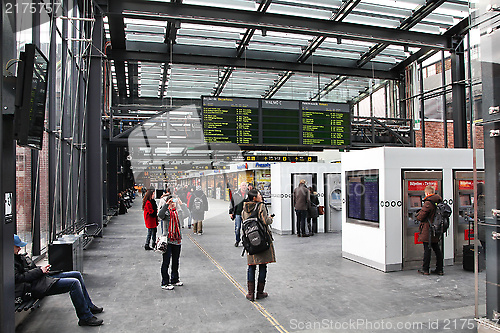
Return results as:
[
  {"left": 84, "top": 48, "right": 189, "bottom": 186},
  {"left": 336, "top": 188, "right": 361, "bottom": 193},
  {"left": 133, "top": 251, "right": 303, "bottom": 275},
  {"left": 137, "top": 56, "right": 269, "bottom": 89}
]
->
[
  {"left": 301, "top": 102, "right": 350, "bottom": 146},
  {"left": 202, "top": 97, "right": 350, "bottom": 148},
  {"left": 202, "top": 97, "right": 259, "bottom": 144},
  {"left": 346, "top": 171, "right": 380, "bottom": 225},
  {"left": 261, "top": 99, "right": 300, "bottom": 145}
]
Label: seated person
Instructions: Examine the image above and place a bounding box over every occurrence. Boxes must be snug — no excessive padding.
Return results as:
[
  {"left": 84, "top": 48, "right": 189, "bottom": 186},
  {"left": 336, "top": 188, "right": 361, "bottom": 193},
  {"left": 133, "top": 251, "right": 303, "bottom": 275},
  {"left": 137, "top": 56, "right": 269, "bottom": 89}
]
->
[{"left": 14, "top": 234, "right": 104, "bottom": 327}]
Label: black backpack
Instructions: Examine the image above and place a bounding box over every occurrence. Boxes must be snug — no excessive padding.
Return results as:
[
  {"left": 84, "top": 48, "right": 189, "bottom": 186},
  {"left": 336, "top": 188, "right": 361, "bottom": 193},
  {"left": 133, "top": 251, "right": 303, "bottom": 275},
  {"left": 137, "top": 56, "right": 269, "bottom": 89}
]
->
[
  {"left": 429, "top": 201, "right": 452, "bottom": 238},
  {"left": 241, "top": 203, "right": 271, "bottom": 256}
]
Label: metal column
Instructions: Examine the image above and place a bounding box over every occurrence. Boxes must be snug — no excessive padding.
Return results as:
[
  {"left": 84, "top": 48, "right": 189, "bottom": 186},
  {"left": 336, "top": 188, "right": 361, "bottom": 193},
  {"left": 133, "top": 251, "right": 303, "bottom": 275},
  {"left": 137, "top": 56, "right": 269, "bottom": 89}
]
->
[
  {"left": 451, "top": 37, "right": 467, "bottom": 148},
  {"left": 1, "top": 1, "right": 17, "bottom": 330},
  {"left": 86, "top": 13, "right": 103, "bottom": 236}
]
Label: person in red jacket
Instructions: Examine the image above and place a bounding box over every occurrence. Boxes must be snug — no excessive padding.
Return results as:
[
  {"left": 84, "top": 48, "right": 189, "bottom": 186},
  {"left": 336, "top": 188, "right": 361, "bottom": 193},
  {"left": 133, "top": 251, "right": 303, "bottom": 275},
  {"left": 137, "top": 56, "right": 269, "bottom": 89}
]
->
[{"left": 143, "top": 189, "right": 158, "bottom": 250}]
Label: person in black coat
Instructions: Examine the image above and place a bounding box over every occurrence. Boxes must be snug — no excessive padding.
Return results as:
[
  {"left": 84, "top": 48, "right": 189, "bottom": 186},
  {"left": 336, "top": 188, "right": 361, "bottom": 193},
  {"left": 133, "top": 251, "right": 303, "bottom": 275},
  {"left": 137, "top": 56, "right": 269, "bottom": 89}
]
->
[
  {"left": 307, "top": 185, "right": 320, "bottom": 236},
  {"left": 14, "top": 234, "right": 104, "bottom": 326}
]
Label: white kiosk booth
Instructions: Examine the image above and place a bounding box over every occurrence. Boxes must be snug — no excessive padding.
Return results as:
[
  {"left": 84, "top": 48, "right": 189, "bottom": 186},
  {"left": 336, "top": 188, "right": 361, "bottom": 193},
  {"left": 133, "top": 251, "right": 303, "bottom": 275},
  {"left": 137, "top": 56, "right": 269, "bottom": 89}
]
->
[
  {"left": 341, "top": 147, "right": 484, "bottom": 272},
  {"left": 270, "top": 162, "right": 342, "bottom": 234}
]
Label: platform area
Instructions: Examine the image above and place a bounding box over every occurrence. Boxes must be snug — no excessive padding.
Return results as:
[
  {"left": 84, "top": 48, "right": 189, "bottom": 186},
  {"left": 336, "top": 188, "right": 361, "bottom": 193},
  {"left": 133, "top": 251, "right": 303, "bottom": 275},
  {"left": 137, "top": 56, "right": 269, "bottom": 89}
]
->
[{"left": 16, "top": 198, "right": 485, "bottom": 333}]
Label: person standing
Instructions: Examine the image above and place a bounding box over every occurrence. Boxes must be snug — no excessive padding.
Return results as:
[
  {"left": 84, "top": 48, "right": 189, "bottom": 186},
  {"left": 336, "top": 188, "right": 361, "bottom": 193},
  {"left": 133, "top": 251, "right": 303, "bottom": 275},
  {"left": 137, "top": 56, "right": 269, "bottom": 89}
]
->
[
  {"left": 158, "top": 198, "right": 184, "bottom": 290},
  {"left": 14, "top": 235, "right": 104, "bottom": 326},
  {"left": 229, "top": 182, "right": 248, "bottom": 247},
  {"left": 143, "top": 189, "right": 158, "bottom": 250},
  {"left": 242, "top": 189, "right": 275, "bottom": 301},
  {"left": 189, "top": 186, "right": 209, "bottom": 235},
  {"left": 416, "top": 185, "right": 444, "bottom": 275},
  {"left": 293, "top": 179, "right": 310, "bottom": 237},
  {"left": 307, "top": 185, "right": 320, "bottom": 236},
  {"left": 186, "top": 186, "right": 195, "bottom": 229}
]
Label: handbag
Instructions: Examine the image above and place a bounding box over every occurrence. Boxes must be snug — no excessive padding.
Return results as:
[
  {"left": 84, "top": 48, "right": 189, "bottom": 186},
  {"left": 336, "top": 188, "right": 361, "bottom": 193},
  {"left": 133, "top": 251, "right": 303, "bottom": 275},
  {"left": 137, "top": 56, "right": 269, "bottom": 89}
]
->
[
  {"left": 155, "top": 236, "right": 169, "bottom": 253},
  {"left": 318, "top": 206, "right": 325, "bottom": 215}
]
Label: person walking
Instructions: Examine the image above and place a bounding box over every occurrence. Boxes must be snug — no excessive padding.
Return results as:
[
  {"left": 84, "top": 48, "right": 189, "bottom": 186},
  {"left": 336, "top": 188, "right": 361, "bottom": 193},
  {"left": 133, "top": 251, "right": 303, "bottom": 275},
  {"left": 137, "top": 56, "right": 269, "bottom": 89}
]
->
[
  {"left": 293, "top": 179, "right": 310, "bottom": 237},
  {"left": 416, "top": 185, "right": 444, "bottom": 275},
  {"left": 189, "top": 186, "right": 209, "bottom": 235},
  {"left": 158, "top": 198, "right": 184, "bottom": 290},
  {"left": 229, "top": 181, "right": 248, "bottom": 247},
  {"left": 14, "top": 235, "right": 104, "bottom": 326},
  {"left": 143, "top": 189, "right": 158, "bottom": 250},
  {"left": 242, "top": 189, "right": 275, "bottom": 301},
  {"left": 307, "top": 185, "right": 320, "bottom": 236}
]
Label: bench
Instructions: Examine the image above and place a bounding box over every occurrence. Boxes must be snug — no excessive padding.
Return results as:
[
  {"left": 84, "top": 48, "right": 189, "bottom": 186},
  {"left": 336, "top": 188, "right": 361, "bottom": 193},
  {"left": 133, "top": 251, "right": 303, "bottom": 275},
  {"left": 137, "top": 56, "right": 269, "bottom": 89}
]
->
[
  {"left": 56, "top": 218, "right": 102, "bottom": 249},
  {"left": 15, "top": 298, "right": 42, "bottom": 312}
]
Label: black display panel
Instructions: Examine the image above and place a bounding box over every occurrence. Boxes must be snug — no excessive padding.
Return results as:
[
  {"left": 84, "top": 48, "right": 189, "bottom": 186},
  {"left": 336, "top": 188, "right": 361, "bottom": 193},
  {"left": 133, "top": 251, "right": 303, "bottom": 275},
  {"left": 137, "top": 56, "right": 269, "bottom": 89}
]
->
[
  {"left": 346, "top": 170, "right": 379, "bottom": 225},
  {"left": 261, "top": 99, "right": 300, "bottom": 145},
  {"left": 201, "top": 97, "right": 350, "bottom": 148},
  {"left": 14, "top": 44, "right": 49, "bottom": 150}
]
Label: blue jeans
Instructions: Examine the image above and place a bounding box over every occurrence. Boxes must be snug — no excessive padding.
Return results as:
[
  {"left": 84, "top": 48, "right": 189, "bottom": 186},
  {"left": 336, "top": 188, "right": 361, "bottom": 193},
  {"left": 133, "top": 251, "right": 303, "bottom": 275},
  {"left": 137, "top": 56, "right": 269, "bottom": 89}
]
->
[
  {"left": 161, "top": 244, "right": 181, "bottom": 286},
  {"left": 295, "top": 210, "right": 307, "bottom": 235},
  {"left": 146, "top": 227, "right": 157, "bottom": 247},
  {"left": 234, "top": 215, "right": 242, "bottom": 243},
  {"left": 46, "top": 271, "right": 95, "bottom": 320},
  {"left": 247, "top": 264, "right": 267, "bottom": 283}
]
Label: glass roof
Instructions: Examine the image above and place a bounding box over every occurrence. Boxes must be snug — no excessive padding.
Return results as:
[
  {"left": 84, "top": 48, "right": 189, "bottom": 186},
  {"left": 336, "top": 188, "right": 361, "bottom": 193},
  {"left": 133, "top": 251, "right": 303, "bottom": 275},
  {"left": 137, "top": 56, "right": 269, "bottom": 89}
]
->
[{"left": 105, "top": 0, "right": 475, "bottom": 107}]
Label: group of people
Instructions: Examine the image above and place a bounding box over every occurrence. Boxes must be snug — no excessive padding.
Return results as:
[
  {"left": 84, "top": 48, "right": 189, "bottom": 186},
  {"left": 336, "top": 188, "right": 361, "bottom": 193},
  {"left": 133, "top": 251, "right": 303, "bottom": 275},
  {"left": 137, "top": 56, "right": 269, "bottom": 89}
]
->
[
  {"left": 293, "top": 179, "right": 320, "bottom": 237},
  {"left": 118, "top": 187, "right": 136, "bottom": 215}
]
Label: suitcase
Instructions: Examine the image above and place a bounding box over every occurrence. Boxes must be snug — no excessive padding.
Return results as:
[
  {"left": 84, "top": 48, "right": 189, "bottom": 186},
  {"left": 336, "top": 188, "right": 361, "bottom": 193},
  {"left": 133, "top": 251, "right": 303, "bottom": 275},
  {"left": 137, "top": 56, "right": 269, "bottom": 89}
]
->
[{"left": 463, "top": 244, "right": 485, "bottom": 272}]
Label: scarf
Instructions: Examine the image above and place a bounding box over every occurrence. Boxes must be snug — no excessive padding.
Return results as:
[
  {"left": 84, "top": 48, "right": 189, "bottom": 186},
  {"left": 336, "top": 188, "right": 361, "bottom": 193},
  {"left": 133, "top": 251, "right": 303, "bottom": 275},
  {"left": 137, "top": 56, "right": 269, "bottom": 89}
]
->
[{"left": 168, "top": 207, "right": 181, "bottom": 242}]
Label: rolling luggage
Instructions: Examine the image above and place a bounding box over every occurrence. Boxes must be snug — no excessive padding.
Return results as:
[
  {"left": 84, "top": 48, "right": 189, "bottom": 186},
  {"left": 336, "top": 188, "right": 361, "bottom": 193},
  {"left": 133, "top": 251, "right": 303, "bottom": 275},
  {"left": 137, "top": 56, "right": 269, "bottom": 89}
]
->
[{"left": 463, "top": 215, "right": 485, "bottom": 272}]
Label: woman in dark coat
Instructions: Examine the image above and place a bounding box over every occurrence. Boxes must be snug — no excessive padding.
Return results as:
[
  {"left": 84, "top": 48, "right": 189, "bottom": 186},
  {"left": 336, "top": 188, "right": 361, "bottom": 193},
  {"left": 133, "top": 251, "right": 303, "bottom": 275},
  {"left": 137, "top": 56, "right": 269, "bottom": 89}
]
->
[
  {"left": 416, "top": 185, "right": 443, "bottom": 275},
  {"left": 143, "top": 189, "right": 158, "bottom": 250},
  {"left": 307, "top": 185, "right": 320, "bottom": 235},
  {"left": 242, "top": 189, "right": 275, "bottom": 301}
]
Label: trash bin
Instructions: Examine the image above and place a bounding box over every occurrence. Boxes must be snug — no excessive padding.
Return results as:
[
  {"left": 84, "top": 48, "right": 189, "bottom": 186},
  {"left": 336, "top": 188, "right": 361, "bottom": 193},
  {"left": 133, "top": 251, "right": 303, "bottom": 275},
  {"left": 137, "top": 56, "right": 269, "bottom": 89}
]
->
[{"left": 48, "top": 234, "right": 83, "bottom": 273}]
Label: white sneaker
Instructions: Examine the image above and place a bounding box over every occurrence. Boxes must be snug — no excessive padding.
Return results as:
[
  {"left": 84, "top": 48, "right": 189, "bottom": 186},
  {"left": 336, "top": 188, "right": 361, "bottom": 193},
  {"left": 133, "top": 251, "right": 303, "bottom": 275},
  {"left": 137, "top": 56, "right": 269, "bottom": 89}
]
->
[
  {"left": 161, "top": 285, "right": 174, "bottom": 290},
  {"left": 173, "top": 281, "right": 183, "bottom": 286}
]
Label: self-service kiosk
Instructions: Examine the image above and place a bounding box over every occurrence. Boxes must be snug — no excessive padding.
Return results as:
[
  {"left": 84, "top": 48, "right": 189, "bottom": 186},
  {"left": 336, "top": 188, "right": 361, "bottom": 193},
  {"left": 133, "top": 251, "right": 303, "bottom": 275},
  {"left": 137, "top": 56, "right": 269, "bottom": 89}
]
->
[
  {"left": 453, "top": 171, "right": 485, "bottom": 262},
  {"left": 402, "top": 171, "right": 442, "bottom": 269},
  {"left": 324, "top": 173, "right": 342, "bottom": 232}
]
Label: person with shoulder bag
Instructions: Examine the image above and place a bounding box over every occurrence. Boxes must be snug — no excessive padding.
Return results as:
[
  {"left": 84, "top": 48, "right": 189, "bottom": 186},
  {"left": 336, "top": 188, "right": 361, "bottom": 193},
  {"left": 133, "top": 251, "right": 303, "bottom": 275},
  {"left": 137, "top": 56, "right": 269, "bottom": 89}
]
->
[
  {"left": 241, "top": 189, "right": 276, "bottom": 301},
  {"left": 158, "top": 198, "right": 184, "bottom": 290},
  {"left": 307, "top": 185, "right": 320, "bottom": 236},
  {"left": 14, "top": 235, "right": 103, "bottom": 326}
]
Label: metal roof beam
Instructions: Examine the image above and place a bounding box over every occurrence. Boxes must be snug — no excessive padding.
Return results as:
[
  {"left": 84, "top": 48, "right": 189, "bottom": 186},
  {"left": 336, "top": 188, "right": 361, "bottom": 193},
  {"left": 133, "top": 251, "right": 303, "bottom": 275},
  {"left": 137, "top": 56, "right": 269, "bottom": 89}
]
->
[
  {"left": 357, "top": 0, "right": 447, "bottom": 68},
  {"left": 115, "top": 1, "right": 451, "bottom": 49},
  {"left": 108, "top": 49, "right": 400, "bottom": 80}
]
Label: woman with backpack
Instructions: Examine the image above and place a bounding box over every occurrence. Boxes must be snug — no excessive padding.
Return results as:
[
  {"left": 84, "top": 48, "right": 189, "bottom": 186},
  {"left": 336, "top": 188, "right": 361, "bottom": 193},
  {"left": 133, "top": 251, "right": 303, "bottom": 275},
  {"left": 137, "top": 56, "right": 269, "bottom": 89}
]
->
[
  {"left": 242, "top": 189, "right": 275, "bottom": 301},
  {"left": 142, "top": 189, "right": 158, "bottom": 250}
]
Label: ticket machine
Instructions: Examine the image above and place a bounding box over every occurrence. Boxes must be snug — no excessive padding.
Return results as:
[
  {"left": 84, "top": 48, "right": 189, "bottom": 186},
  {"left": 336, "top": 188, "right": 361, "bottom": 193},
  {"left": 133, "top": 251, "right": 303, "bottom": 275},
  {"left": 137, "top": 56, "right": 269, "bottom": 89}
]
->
[
  {"left": 324, "top": 173, "right": 342, "bottom": 232},
  {"left": 453, "top": 171, "right": 485, "bottom": 262},
  {"left": 402, "top": 171, "right": 442, "bottom": 269}
]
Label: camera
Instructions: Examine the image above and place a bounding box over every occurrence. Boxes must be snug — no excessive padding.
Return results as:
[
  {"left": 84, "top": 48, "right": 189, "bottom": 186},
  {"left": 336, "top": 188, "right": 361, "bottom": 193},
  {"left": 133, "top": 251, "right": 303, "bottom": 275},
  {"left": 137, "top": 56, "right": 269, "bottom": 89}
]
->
[{"left": 270, "top": 214, "right": 275, "bottom": 218}]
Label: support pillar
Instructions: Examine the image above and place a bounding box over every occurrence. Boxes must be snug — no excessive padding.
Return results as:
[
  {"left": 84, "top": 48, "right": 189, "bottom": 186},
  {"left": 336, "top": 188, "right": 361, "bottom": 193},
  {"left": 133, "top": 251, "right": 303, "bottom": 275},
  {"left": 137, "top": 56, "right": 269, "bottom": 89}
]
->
[
  {"left": 86, "top": 13, "right": 103, "bottom": 235},
  {"left": 451, "top": 37, "right": 467, "bottom": 148}
]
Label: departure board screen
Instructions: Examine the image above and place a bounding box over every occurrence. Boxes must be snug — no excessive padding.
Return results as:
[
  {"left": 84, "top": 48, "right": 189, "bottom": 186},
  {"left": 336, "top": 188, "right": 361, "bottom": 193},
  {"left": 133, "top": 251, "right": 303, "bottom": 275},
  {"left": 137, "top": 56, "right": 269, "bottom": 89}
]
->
[
  {"left": 346, "top": 170, "right": 380, "bottom": 225},
  {"left": 301, "top": 102, "right": 350, "bottom": 146},
  {"left": 202, "top": 97, "right": 259, "bottom": 144},
  {"left": 261, "top": 99, "right": 300, "bottom": 145},
  {"left": 201, "top": 97, "right": 350, "bottom": 148}
]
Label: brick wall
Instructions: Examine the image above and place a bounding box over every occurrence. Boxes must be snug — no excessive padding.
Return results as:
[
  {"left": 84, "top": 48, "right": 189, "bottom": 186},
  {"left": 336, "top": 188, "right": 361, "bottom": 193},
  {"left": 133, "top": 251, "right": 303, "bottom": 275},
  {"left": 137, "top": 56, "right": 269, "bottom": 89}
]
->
[
  {"left": 414, "top": 120, "right": 484, "bottom": 149},
  {"left": 16, "top": 131, "right": 50, "bottom": 243}
]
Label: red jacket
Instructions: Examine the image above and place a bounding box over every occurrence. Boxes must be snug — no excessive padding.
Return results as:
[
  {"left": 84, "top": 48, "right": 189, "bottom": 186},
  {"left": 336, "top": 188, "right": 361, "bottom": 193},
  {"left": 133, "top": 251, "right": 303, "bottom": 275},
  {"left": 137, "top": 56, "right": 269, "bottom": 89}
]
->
[{"left": 143, "top": 200, "right": 158, "bottom": 229}]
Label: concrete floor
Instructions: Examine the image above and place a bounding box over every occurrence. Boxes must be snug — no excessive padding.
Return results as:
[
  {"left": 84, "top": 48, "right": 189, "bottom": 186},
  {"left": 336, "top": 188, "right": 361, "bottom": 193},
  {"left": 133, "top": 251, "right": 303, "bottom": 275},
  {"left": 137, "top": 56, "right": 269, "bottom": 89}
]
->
[{"left": 16, "top": 197, "right": 486, "bottom": 333}]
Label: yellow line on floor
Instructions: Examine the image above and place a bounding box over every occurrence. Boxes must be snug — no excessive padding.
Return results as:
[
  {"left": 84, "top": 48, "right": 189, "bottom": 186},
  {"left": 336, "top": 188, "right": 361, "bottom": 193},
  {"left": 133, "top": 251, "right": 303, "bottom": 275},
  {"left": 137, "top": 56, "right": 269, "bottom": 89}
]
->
[{"left": 188, "top": 234, "right": 289, "bottom": 333}]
